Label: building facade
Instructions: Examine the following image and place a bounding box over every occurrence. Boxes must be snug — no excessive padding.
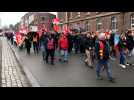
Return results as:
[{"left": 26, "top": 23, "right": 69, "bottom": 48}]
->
[
  {"left": 18, "top": 12, "right": 56, "bottom": 33},
  {"left": 57, "top": 12, "right": 134, "bottom": 33}
]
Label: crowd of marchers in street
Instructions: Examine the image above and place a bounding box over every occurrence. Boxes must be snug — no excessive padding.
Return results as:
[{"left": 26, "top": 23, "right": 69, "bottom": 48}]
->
[{"left": 4, "top": 28, "right": 134, "bottom": 83}]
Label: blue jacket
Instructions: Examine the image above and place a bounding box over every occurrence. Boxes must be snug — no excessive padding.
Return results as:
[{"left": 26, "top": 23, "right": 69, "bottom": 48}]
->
[{"left": 95, "top": 40, "right": 110, "bottom": 60}]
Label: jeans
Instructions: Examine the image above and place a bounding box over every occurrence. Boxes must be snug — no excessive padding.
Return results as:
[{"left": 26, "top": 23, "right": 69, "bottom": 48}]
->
[
  {"left": 41, "top": 45, "right": 46, "bottom": 61},
  {"left": 45, "top": 49, "right": 55, "bottom": 63},
  {"left": 74, "top": 43, "right": 80, "bottom": 54},
  {"left": 96, "top": 59, "right": 112, "bottom": 80},
  {"left": 33, "top": 42, "right": 39, "bottom": 54},
  {"left": 60, "top": 49, "right": 68, "bottom": 61},
  {"left": 120, "top": 50, "right": 126, "bottom": 65},
  {"left": 85, "top": 49, "right": 92, "bottom": 66}
]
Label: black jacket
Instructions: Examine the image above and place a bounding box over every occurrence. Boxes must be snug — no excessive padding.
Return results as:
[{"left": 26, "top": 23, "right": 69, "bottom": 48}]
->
[
  {"left": 25, "top": 37, "right": 31, "bottom": 48},
  {"left": 109, "top": 33, "right": 115, "bottom": 46},
  {"left": 126, "top": 35, "right": 134, "bottom": 50},
  {"left": 85, "top": 37, "right": 95, "bottom": 50},
  {"left": 45, "top": 36, "right": 56, "bottom": 50}
]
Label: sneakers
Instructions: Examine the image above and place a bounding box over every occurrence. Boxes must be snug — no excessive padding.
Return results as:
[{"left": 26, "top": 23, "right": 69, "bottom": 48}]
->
[
  {"left": 108, "top": 78, "right": 115, "bottom": 83},
  {"left": 110, "top": 56, "right": 116, "bottom": 61},
  {"left": 96, "top": 76, "right": 103, "bottom": 80},
  {"left": 126, "top": 63, "right": 130, "bottom": 66},
  {"left": 119, "top": 64, "right": 126, "bottom": 69}
]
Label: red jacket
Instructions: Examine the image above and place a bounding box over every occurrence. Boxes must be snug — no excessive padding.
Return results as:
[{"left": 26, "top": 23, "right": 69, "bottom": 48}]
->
[{"left": 58, "top": 36, "right": 69, "bottom": 49}]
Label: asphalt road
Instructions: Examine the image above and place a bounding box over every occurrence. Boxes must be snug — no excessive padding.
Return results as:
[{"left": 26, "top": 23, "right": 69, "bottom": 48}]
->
[{"left": 13, "top": 45, "right": 134, "bottom": 87}]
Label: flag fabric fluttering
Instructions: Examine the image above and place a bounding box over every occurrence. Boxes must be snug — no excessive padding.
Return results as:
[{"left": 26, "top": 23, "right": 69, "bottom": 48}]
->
[
  {"left": 52, "top": 18, "right": 59, "bottom": 32},
  {"left": 62, "top": 25, "right": 70, "bottom": 35},
  {"left": 16, "top": 32, "right": 22, "bottom": 46}
]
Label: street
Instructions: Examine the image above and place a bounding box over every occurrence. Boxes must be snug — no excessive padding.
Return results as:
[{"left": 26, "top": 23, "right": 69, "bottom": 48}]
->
[
  {"left": 6, "top": 37, "right": 134, "bottom": 87},
  {"left": 0, "top": 12, "right": 134, "bottom": 87}
]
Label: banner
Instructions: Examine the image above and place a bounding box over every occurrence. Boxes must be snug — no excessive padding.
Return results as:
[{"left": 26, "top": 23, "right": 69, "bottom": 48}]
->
[
  {"left": 114, "top": 34, "right": 120, "bottom": 47},
  {"left": 30, "top": 26, "right": 38, "bottom": 32},
  {"left": 62, "top": 25, "right": 70, "bottom": 35},
  {"left": 16, "top": 32, "right": 22, "bottom": 46},
  {"left": 52, "top": 18, "right": 59, "bottom": 25},
  {"left": 53, "top": 25, "right": 59, "bottom": 31}
]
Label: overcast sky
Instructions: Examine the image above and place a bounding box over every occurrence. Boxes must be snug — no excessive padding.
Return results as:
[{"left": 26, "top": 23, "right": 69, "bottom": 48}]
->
[{"left": 0, "top": 12, "right": 57, "bottom": 27}]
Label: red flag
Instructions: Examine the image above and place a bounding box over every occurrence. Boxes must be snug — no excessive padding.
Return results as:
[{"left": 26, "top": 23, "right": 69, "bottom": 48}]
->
[
  {"left": 53, "top": 25, "right": 59, "bottom": 31},
  {"left": 52, "top": 18, "right": 59, "bottom": 25},
  {"left": 62, "top": 25, "right": 70, "bottom": 34},
  {"left": 16, "top": 32, "right": 22, "bottom": 45}
]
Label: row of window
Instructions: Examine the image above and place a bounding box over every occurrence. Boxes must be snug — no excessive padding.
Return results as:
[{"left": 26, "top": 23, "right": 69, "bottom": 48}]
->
[
  {"left": 69, "top": 12, "right": 100, "bottom": 18},
  {"left": 69, "top": 16, "right": 117, "bottom": 32},
  {"left": 69, "top": 14, "right": 134, "bottom": 32}
]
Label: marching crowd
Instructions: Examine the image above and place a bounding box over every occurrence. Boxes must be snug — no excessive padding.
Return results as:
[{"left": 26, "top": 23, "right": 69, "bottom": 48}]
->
[{"left": 5, "top": 29, "right": 134, "bottom": 82}]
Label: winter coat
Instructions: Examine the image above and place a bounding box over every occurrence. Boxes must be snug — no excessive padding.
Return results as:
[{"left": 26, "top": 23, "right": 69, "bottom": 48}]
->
[
  {"left": 85, "top": 37, "right": 95, "bottom": 50},
  {"left": 126, "top": 35, "right": 134, "bottom": 50},
  {"left": 45, "top": 36, "right": 56, "bottom": 50},
  {"left": 25, "top": 37, "right": 31, "bottom": 48},
  {"left": 58, "top": 36, "right": 69, "bottom": 50},
  {"left": 95, "top": 40, "right": 110, "bottom": 60},
  {"left": 118, "top": 37, "right": 127, "bottom": 52},
  {"left": 109, "top": 33, "right": 115, "bottom": 46}
]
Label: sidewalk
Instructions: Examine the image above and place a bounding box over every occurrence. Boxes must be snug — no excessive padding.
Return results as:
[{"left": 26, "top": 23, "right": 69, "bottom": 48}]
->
[{"left": 1, "top": 37, "right": 31, "bottom": 87}]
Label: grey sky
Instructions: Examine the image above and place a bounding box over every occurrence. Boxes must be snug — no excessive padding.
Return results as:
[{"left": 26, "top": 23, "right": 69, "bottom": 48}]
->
[{"left": 0, "top": 12, "right": 57, "bottom": 27}]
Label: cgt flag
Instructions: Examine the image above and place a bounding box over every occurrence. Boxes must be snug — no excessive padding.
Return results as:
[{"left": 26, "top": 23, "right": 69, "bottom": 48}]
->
[
  {"left": 52, "top": 18, "right": 59, "bottom": 25},
  {"left": 62, "top": 25, "right": 70, "bottom": 35},
  {"left": 53, "top": 25, "right": 59, "bottom": 32}
]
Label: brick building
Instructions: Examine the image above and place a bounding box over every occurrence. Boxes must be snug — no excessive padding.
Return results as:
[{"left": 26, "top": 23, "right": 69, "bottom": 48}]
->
[
  {"left": 57, "top": 12, "right": 134, "bottom": 33},
  {"left": 17, "top": 12, "right": 56, "bottom": 33}
]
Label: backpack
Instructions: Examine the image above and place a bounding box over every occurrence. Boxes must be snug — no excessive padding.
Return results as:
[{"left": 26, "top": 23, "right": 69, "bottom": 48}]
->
[{"left": 47, "top": 38, "right": 54, "bottom": 50}]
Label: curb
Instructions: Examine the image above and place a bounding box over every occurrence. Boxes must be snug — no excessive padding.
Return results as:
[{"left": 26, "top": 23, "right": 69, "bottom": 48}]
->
[{"left": 8, "top": 41, "right": 40, "bottom": 87}]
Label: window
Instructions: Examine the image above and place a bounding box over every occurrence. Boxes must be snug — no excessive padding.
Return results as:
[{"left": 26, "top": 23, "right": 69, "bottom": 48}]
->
[
  {"left": 131, "top": 14, "right": 134, "bottom": 29},
  {"left": 96, "top": 18, "right": 102, "bottom": 31},
  {"left": 85, "top": 21, "right": 90, "bottom": 32},
  {"left": 70, "top": 12, "right": 72, "bottom": 18},
  {"left": 86, "top": 12, "right": 90, "bottom": 15},
  {"left": 111, "top": 16, "right": 117, "bottom": 31},
  {"left": 41, "top": 17, "right": 45, "bottom": 21},
  {"left": 77, "top": 12, "right": 80, "bottom": 17}
]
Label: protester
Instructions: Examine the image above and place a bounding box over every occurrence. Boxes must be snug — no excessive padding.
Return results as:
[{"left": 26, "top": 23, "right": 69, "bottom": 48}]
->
[
  {"left": 126, "top": 30, "right": 134, "bottom": 57},
  {"left": 114, "top": 31, "right": 120, "bottom": 58},
  {"left": 45, "top": 33, "right": 56, "bottom": 65},
  {"left": 74, "top": 32, "right": 81, "bottom": 54},
  {"left": 32, "top": 32, "right": 39, "bottom": 54},
  {"left": 118, "top": 34, "right": 128, "bottom": 68},
  {"left": 85, "top": 33, "right": 93, "bottom": 68},
  {"left": 58, "top": 32, "right": 69, "bottom": 63},
  {"left": 95, "top": 32, "right": 114, "bottom": 82},
  {"left": 25, "top": 34, "right": 32, "bottom": 55},
  {"left": 40, "top": 30, "right": 49, "bottom": 61},
  {"left": 67, "top": 32, "right": 74, "bottom": 54},
  {"left": 79, "top": 32, "right": 86, "bottom": 54}
]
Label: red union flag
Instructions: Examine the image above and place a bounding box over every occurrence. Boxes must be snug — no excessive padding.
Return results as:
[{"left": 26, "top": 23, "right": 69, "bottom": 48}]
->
[
  {"left": 62, "top": 25, "right": 70, "bottom": 35},
  {"left": 53, "top": 25, "right": 59, "bottom": 31},
  {"left": 16, "top": 32, "right": 22, "bottom": 46},
  {"left": 52, "top": 18, "right": 59, "bottom": 25}
]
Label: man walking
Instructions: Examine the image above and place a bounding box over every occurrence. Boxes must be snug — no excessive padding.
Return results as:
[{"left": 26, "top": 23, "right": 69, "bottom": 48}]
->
[{"left": 95, "top": 32, "right": 114, "bottom": 82}]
